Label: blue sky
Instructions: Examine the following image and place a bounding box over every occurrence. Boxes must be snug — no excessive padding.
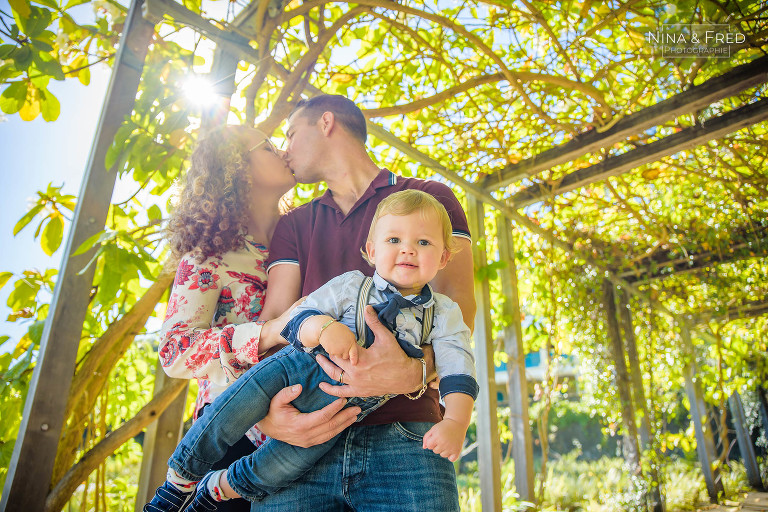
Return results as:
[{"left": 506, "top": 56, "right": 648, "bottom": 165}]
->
[{"left": 0, "top": 58, "right": 110, "bottom": 348}]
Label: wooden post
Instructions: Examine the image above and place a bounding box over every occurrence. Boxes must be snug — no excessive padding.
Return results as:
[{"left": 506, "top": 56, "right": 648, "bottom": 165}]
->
[
  {"left": 0, "top": 2, "right": 155, "bottom": 510},
  {"left": 601, "top": 281, "right": 642, "bottom": 478},
  {"left": 135, "top": 360, "right": 189, "bottom": 510},
  {"left": 496, "top": 215, "right": 534, "bottom": 502},
  {"left": 729, "top": 392, "right": 765, "bottom": 491},
  {"left": 618, "top": 290, "right": 664, "bottom": 512},
  {"left": 467, "top": 199, "right": 502, "bottom": 511},
  {"left": 758, "top": 387, "right": 768, "bottom": 443},
  {"left": 679, "top": 322, "right": 724, "bottom": 502}
]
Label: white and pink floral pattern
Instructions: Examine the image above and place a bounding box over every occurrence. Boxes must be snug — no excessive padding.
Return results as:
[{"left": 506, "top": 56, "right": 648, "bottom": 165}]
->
[{"left": 159, "top": 237, "right": 269, "bottom": 446}]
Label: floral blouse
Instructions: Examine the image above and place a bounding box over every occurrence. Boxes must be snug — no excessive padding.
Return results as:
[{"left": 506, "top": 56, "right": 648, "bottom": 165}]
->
[{"left": 159, "top": 237, "right": 268, "bottom": 446}]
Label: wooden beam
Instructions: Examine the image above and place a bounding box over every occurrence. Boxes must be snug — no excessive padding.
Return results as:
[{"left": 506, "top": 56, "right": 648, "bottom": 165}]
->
[
  {"left": 496, "top": 215, "right": 535, "bottom": 503},
  {"left": 0, "top": 1, "right": 155, "bottom": 510},
  {"left": 143, "top": 0, "right": 250, "bottom": 47},
  {"left": 509, "top": 97, "right": 768, "bottom": 208},
  {"left": 618, "top": 230, "right": 768, "bottom": 283},
  {"left": 468, "top": 199, "right": 503, "bottom": 512},
  {"left": 690, "top": 298, "right": 768, "bottom": 325},
  {"left": 481, "top": 55, "right": 768, "bottom": 190}
]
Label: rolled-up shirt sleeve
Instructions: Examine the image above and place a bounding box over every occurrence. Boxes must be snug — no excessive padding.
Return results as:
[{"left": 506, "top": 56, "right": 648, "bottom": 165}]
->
[
  {"left": 266, "top": 214, "right": 300, "bottom": 273},
  {"left": 428, "top": 295, "right": 479, "bottom": 400}
]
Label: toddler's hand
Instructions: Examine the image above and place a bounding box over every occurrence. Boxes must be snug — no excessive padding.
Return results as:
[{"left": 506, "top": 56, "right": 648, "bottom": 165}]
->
[
  {"left": 422, "top": 418, "right": 466, "bottom": 462},
  {"left": 319, "top": 321, "right": 359, "bottom": 365}
]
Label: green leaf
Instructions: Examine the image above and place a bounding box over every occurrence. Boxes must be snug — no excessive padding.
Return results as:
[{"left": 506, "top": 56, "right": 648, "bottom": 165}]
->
[
  {"left": 6, "top": 278, "right": 39, "bottom": 311},
  {"left": 32, "top": 52, "right": 65, "bottom": 81},
  {"left": 39, "top": 88, "right": 60, "bottom": 121},
  {"left": 32, "top": 0, "right": 59, "bottom": 9},
  {"left": 77, "top": 65, "right": 90, "bottom": 85},
  {"left": 30, "top": 38, "right": 54, "bottom": 52},
  {"left": 63, "top": 0, "right": 90, "bottom": 9},
  {"left": 0, "top": 272, "right": 12, "bottom": 291},
  {"left": 73, "top": 229, "right": 111, "bottom": 256},
  {"left": 9, "top": 0, "right": 31, "bottom": 18},
  {"left": 22, "top": 7, "right": 53, "bottom": 37},
  {"left": 105, "top": 122, "right": 135, "bottom": 169},
  {"left": 0, "top": 45, "right": 17, "bottom": 60},
  {"left": 27, "top": 320, "right": 45, "bottom": 345},
  {"left": 41, "top": 214, "right": 64, "bottom": 255},
  {"left": 11, "top": 45, "right": 33, "bottom": 71},
  {"left": 76, "top": 245, "right": 105, "bottom": 275},
  {"left": 13, "top": 203, "right": 45, "bottom": 235},
  {"left": 147, "top": 204, "right": 162, "bottom": 221}
]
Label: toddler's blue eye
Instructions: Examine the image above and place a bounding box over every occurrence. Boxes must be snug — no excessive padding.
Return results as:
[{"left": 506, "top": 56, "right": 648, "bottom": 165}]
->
[
  {"left": 418, "top": 240, "right": 430, "bottom": 246},
  {"left": 387, "top": 237, "right": 400, "bottom": 244}
]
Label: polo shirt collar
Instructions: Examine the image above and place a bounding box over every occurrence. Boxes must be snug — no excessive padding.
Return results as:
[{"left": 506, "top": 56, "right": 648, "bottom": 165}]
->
[
  {"left": 372, "top": 271, "right": 435, "bottom": 306},
  {"left": 317, "top": 169, "right": 397, "bottom": 213}
]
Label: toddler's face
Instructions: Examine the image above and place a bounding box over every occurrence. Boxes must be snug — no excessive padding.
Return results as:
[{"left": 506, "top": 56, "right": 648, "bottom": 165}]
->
[{"left": 365, "top": 210, "right": 450, "bottom": 296}]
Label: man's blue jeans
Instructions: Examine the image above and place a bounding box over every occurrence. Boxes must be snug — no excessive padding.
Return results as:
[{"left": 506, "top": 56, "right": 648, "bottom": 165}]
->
[
  {"left": 250, "top": 421, "right": 460, "bottom": 512},
  {"left": 167, "top": 345, "right": 389, "bottom": 501}
]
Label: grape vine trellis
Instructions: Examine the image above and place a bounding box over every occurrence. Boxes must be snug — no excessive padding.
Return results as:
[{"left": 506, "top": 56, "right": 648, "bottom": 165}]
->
[{"left": 1, "top": 0, "right": 767, "bottom": 510}]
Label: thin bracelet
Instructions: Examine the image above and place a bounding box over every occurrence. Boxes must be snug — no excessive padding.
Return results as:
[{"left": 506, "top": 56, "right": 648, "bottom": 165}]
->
[
  {"left": 404, "top": 357, "right": 427, "bottom": 400},
  {"left": 318, "top": 318, "right": 336, "bottom": 340}
]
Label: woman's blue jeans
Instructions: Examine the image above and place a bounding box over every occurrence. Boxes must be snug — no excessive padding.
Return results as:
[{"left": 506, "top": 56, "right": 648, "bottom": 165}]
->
[{"left": 167, "top": 346, "right": 389, "bottom": 501}]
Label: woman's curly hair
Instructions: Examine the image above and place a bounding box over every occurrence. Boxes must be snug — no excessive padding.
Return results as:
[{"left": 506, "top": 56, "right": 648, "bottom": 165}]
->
[{"left": 167, "top": 125, "right": 254, "bottom": 261}]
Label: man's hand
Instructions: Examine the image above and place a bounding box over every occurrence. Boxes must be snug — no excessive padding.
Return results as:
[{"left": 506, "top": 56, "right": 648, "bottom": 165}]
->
[
  {"left": 318, "top": 305, "right": 432, "bottom": 397},
  {"left": 255, "top": 384, "right": 360, "bottom": 447}
]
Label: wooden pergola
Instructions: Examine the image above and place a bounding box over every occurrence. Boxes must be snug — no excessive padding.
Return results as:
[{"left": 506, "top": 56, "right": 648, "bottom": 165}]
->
[{"left": 2, "top": 1, "right": 767, "bottom": 511}]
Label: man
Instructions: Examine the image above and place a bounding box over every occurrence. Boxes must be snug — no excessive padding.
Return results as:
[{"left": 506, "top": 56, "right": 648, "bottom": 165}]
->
[{"left": 255, "top": 94, "right": 476, "bottom": 511}]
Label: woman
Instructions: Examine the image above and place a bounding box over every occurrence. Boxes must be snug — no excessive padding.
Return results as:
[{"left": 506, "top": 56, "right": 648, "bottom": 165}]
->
[{"left": 158, "top": 125, "right": 294, "bottom": 511}]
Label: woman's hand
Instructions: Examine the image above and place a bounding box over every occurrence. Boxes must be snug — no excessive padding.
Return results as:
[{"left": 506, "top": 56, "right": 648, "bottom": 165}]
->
[
  {"left": 317, "top": 306, "right": 436, "bottom": 397},
  {"left": 255, "top": 384, "right": 360, "bottom": 447},
  {"left": 259, "top": 297, "right": 305, "bottom": 356}
]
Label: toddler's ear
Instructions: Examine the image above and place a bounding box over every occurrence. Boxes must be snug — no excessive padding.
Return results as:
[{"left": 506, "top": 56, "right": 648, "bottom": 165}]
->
[
  {"left": 439, "top": 248, "right": 450, "bottom": 269},
  {"left": 365, "top": 241, "right": 376, "bottom": 264}
]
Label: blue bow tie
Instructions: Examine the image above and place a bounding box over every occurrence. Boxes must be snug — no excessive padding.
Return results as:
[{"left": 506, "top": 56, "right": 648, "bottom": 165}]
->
[{"left": 365, "top": 286, "right": 431, "bottom": 358}]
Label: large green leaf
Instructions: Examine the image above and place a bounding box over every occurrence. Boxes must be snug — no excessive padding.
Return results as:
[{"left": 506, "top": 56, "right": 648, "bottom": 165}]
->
[
  {"left": 10, "top": 45, "right": 33, "bottom": 71},
  {"left": 12, "top": 203, "right": 45, "bottom": 235},
  {"left": 5, "top": 279, "right": 39, "bottom": 313},
  {"left": 9, "top": 0, "right": 31, "bottom": 18},
  {"left": 38, "top": 87, "right": 60, "bottom": 121},
  {"left": 32, "top": 51, "right": 65, "bottom": 81},
  {"left": 40, "top": 214, "right": 64, "bottom": 256}
]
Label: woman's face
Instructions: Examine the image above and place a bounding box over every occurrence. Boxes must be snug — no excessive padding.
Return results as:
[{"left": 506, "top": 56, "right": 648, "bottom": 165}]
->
[{"left": 243, "top": 129, "right": 295, "bottom": 196}]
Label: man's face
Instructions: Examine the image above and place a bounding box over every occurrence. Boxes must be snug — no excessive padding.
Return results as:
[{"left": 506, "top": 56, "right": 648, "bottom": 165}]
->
[{"left": 284, "top": 110, "right": 324, "bottom": 184}]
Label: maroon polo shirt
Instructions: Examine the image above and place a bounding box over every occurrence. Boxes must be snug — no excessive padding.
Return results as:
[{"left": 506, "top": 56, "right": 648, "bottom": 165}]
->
[{"left": 267, "top": 169, "right": 471, "bottom": 425}]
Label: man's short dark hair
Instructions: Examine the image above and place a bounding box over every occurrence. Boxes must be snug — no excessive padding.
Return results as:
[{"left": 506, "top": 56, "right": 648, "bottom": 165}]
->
[{"left": 291, "top": 95, "right": 367, "bottom": 143}]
